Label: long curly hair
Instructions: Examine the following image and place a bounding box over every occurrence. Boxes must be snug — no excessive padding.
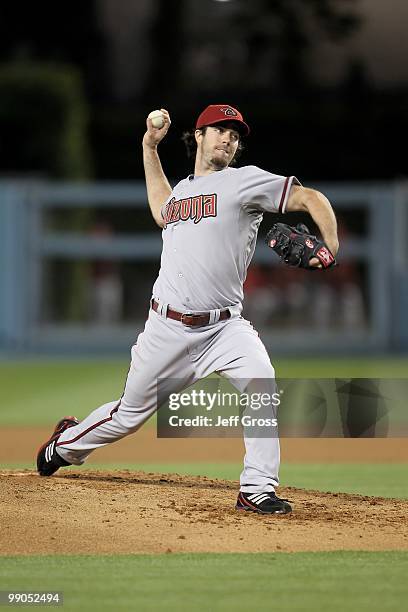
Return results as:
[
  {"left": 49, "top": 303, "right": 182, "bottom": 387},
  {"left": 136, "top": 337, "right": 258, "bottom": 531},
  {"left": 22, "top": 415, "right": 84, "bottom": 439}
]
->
[{"left": 181, "top": 126, "right": 245, "bottom": 165}]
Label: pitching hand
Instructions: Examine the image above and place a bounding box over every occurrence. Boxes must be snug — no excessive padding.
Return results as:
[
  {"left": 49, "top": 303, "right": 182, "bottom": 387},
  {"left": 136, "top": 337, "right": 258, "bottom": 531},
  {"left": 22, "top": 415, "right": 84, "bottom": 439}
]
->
[{"left": 143, "top": 108, "right": 171, "bottom": 149}]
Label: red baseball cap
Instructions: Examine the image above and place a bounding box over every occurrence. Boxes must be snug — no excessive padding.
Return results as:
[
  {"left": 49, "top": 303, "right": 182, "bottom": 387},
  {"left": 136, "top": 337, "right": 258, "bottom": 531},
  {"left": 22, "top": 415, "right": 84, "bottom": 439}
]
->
[{"left": 195, "top": 104, "right": 250, "bottom": 136}]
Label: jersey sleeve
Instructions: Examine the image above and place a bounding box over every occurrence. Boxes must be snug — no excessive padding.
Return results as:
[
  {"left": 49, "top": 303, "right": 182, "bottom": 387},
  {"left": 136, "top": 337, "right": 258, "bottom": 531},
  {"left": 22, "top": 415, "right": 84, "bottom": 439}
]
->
[{"left": 238, "top": 165, "right": 301, "bottom": 214}]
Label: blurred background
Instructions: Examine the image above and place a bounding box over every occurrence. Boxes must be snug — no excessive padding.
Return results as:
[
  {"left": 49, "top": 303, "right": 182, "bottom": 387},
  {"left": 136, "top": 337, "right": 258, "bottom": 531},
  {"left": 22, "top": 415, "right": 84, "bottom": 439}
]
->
[{"left": 0, "top": 0, "right": 407, "bottom": 356}]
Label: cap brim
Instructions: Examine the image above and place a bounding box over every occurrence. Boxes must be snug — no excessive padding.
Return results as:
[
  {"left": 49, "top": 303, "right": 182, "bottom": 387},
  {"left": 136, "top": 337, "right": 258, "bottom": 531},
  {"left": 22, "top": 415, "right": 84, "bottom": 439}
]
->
[{"left": 198, "top": 118, "right": 250, "bottom": 136}]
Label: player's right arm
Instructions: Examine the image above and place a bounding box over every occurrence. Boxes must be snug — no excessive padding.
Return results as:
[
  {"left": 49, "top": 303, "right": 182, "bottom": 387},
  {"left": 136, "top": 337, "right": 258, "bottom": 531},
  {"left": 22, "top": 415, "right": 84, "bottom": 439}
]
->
[{"left": 142, "top": 108, "right": 172, "bottom": 228}]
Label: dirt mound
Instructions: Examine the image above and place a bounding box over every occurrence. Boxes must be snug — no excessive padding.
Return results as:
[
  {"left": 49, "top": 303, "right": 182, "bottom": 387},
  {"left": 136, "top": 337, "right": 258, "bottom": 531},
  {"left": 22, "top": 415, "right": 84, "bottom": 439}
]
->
[{"left": 1, "top": 470, "right": 407, "bottom": 555}]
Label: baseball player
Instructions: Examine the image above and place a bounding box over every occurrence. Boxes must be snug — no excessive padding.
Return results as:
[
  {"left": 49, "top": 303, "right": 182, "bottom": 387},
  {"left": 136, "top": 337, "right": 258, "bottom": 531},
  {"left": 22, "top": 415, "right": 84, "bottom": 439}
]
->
[{"left": 37, "top": 104, "right": 339, "bottom": 515}]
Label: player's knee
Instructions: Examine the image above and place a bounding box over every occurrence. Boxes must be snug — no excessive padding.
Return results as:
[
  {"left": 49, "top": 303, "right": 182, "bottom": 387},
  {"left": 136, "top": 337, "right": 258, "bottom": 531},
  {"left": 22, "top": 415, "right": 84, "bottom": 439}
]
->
[{"left": 114, "top": 398, "right": 156, "bottom": 430}]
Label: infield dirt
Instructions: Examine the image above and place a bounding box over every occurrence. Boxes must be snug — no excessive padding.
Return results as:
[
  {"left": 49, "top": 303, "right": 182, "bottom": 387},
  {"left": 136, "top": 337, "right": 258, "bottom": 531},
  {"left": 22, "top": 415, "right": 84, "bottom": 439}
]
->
[
  {"left": 1, "top": 428, "right": 408, "bottom": 555},
  {"left": 1, "top": 469, "right": 408, "bottom": 555},
  {"left": 1, "top": 426, "right": 408, "bottom": 464}
]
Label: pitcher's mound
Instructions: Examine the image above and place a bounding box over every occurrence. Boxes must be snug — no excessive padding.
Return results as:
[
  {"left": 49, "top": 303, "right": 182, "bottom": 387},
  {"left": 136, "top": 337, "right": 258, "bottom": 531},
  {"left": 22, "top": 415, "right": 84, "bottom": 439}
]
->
[{"left": 1, "top": 470, "right": 407, "bottom": 554}]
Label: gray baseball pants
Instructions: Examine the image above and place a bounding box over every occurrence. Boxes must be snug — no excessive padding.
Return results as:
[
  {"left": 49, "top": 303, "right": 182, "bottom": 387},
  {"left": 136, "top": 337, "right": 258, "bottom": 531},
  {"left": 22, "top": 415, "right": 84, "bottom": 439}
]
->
[{"left": 57, "top": 305, "right": 280, "bottom": 492}]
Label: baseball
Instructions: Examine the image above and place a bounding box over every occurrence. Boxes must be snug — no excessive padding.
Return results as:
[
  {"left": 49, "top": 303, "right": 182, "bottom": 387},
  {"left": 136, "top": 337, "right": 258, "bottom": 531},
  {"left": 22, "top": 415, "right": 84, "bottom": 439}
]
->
[{"left": 148, "top": 109, "right": 165, "bottom": 129}]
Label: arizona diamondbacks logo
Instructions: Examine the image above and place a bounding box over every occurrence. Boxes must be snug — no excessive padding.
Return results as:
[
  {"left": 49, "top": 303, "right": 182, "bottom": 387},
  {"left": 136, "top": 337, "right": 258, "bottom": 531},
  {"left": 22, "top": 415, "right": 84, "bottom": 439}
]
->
[
  {"left": 163, "top": 194, "right": 217, "bottom": 226},
  {"left": 220, "top": 107, "right": 238, "bottom": 117}
]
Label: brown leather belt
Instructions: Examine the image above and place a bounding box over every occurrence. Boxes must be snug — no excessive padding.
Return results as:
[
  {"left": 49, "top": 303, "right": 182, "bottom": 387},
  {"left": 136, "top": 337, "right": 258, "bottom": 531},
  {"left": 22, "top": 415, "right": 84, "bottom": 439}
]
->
[{"left": 152, "top": 299, "right": 231, "bottom": 327}]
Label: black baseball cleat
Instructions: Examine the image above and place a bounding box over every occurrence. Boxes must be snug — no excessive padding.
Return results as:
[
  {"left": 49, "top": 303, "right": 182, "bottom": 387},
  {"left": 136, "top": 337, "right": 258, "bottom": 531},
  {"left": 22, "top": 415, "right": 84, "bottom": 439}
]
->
[
  {"left": 36, "top": 416, "right": 79, "bottom": 476},
  {"left": 236, "top": 491, "right": 292, "bottom": 515}
]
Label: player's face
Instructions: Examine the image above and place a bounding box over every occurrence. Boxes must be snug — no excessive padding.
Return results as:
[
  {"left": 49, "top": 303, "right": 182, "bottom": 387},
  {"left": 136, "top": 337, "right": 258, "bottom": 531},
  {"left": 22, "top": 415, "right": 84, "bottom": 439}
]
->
[{"left": 197, "top": 124, "right": 240, "bottom": 169}]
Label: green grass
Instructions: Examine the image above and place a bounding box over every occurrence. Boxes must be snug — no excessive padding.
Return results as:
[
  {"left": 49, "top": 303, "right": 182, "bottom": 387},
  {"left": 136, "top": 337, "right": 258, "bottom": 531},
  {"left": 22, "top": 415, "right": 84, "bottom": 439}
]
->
[
  {"left": 1, "top": 357, "right": 408, "bottom": 425},
  {"left": 0, "top": 360, "right": 129, "bottom": 425},
  {"left": 0, "top": 552, "right": 407, "bottom": 611},
  {"left": 281, "top": 463, "right": 408, "bottom": 498},
  {"left": 3, "top": 462, "right": 407, "bottom": 499}
]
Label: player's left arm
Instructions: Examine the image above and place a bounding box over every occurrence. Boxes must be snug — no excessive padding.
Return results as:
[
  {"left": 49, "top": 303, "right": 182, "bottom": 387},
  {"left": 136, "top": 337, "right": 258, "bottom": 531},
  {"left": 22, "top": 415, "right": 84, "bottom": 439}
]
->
[{"left": 286, "top": 185, "right": 339, "bottom": 257}]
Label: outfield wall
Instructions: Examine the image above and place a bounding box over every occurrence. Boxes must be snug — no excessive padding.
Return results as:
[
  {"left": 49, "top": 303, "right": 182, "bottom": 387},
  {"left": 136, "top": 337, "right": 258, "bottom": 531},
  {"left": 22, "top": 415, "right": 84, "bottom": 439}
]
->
[{"left": 1, "top": 180, "right": 407, "bottom": 355}]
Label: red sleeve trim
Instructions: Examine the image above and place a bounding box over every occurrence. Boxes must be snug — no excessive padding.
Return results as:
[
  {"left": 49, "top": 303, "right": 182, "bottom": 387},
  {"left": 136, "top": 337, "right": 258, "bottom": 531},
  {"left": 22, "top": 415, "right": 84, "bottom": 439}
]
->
[{"left": 278, "top": 177, "right": 290, "bottom": 213}]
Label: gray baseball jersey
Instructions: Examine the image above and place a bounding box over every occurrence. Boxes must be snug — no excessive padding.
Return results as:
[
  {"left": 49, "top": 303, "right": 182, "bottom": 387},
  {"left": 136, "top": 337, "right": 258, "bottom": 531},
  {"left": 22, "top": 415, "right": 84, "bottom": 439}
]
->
[
  {"left": 153, "top": 166, "right": 300, "bottom": 311},
  {"left": 56, "top": 165, "right": 299, "bottom": 494}
]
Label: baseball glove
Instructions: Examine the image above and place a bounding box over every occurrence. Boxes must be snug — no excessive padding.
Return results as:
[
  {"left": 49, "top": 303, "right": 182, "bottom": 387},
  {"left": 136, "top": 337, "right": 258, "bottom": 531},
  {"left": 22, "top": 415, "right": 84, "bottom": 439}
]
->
[{"left": 265, "top": 223, "right": 337, "bottom": 270}]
